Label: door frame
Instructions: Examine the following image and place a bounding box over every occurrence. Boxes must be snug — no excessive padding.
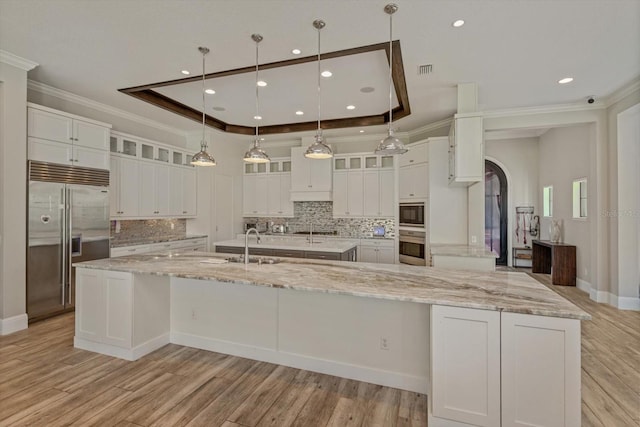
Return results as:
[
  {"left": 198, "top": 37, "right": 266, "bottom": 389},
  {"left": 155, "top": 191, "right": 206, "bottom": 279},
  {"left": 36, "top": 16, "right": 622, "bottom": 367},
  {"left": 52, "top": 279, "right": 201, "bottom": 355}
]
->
[{"left": 485, "top": 159, "right": 509, "bottom": 266}]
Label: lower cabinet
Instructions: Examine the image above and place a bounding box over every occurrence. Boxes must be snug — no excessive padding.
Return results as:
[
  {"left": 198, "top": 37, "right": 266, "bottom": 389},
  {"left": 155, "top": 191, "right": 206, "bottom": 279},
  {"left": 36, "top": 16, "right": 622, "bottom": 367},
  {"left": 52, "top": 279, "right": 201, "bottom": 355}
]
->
[
  {"left": 358, "top": 239, "right": 395, "bottom": 264},
  {"left": 214, "top": 245, "right": 355, "bottom": 261},
  {"left": 430, "top": 305, "right": 581, "bottom": 427},
  {"left": 110, "top": 238, "right": 208, "bottom": 258},
  {"left": 75, "top": 268, "right": 170, "bottom": 359}
]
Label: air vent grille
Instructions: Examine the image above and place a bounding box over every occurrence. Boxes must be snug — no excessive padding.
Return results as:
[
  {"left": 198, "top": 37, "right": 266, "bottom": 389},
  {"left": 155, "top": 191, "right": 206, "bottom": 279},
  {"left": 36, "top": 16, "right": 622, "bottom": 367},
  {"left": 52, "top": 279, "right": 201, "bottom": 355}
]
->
[
  {"left": 29, "top": 161, "right": 109, "bottom": 187},
  {"left": 418, "top": 64, "right": 433, "bottom": 75}
]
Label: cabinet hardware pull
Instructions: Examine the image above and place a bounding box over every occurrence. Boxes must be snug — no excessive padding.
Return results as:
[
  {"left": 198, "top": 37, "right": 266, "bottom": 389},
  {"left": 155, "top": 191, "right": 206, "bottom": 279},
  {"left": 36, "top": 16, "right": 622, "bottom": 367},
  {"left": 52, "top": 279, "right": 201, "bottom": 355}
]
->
[
  {"left": 183, "top": 211, "right": 187, "bottom": 214},
  {"left": 410, "top": 193, "right": 414, "bottom": 196},
  {"left": 409, "top": 159, "right": 414, "bottom": 163}
]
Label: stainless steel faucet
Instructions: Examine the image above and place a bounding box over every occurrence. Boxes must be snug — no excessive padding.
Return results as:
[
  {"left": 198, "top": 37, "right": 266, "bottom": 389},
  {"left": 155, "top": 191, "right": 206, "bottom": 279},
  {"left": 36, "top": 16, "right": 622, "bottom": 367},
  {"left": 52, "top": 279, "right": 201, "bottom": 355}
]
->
[{"left": 245, "top": 228, "right": 261, "bottom": 265}]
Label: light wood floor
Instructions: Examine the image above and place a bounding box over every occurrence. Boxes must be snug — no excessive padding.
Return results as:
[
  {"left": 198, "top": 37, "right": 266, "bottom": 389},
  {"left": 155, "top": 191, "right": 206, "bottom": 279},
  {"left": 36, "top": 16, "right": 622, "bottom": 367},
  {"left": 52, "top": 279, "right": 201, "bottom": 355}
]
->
[{"left": 1, "top": 275, "right": 638, "bottom": 427}]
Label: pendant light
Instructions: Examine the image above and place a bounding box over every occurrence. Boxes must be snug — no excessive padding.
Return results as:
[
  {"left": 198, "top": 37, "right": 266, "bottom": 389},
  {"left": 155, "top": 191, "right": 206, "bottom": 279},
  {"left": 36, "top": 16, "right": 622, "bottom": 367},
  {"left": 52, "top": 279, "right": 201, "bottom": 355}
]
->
[
  {"left": 304, "top": 19, "right": 333, "bottom": 159},
  {"left": 243, "top": 34, "right": 270, "bottom": 164},
  {"left": 375, "top": 4, "right": 408, "bottom": 155},
  {"left": 191, "top": 46, "right": 216, "bottom": 166}
]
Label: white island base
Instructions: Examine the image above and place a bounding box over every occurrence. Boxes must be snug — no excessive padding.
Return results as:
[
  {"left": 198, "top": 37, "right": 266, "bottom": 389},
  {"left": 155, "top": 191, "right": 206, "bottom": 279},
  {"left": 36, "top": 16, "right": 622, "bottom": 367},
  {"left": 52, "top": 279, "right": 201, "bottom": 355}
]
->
[{"left": 75, "top": 267, "right": 582, "bottom": 427}]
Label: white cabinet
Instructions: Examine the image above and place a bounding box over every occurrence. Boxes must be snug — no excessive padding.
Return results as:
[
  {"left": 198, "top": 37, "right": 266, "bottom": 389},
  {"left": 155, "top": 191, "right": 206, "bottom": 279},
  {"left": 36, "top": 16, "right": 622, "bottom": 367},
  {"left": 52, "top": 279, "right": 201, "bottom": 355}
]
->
[
  {"left": 399, "top": 141, "right": 428, "bottom": 167},
  {"left": 363, "top": 169, "right": 395, "bottom": 217},
  {"left": 431, "top": 305, "right": 501, "bottom": 427},
  {"left": 243, "top": 174, "right": 258, "bottom": 216},
  {"left": 169, "top": 167, "right": 197, "bottom": 217},
  {"left": 290, "top": 146, "right": 332, "bottom": 201},
  {"left": 110, "top": 238, "right": 208, "bottom": 258},
  {"left": 139, "top": 162, "right": 169, "bottom": 216},
  {"left": 110, "top": 244, "right": 151, "bottom": 258},
  {"left": 358, "top": 239, "right": 395, "bottom": 264},
  {"left": 430, "top": 305, "right": 582, "bottom": 427},
  {"left": 266, "top": 174, "right": 294, "bottom": 217},
  {"left": 182, "top": 168, "right": 197, "bottom": 216},
  {"left": 28, "top": 105, "right": 110, "bottom": 169},
  {"left": 448, "top": 115, "right": 483, "bottom": 186},
  {"left": 399, "top": 163, "right": 428, "bottom": 200},
  {"left": 332, "top": 171, "right": 363, "bottom": 217},
  {"left": 110, "top": 156, "right": 139, "bottom": 217},
  {"left": 243, "top": 158, "right": 293, "bottom": 218}
]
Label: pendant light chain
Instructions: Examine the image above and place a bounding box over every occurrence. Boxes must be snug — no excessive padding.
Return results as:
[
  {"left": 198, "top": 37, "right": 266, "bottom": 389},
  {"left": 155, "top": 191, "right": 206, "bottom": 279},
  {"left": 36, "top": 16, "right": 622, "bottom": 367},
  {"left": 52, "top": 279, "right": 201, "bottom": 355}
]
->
[
  {"left": 388, "top": 10, "right": 393, "bottom": 132},
  {"left": 317, "top": 23, "right": 322, "bottom": 135},
  {"left": 202, "top": 50, "right": 206, "bottom": 149},
  {"left": 255, "top": 37, "right": 260, "bottom": 140}
]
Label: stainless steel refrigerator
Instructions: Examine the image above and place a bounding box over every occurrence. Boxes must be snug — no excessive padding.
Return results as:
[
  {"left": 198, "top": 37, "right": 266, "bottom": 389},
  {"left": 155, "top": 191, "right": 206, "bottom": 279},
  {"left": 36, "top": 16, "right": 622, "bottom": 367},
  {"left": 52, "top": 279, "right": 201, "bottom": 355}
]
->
[{"left": 27, "top": 161, "right": 110, "bottom": 321}]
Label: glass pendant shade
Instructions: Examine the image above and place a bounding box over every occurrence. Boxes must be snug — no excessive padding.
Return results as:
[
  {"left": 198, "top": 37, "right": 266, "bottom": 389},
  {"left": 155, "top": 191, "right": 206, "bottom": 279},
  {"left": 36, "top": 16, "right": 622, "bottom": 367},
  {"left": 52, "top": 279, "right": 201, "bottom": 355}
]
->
[
  {"left": 304, "top": 133, "right": 333, "bottom": 159},
  {"left": 375, "top": 130, "right": 407, "bottom": 154},
  {"left": 244, "top": 139, "right": 270, "bottom": 163}
]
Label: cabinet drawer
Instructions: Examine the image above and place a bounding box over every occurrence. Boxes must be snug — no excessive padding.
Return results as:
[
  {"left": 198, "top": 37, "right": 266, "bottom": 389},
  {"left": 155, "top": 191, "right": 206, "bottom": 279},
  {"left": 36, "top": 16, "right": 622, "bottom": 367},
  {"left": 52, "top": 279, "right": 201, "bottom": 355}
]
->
[
  {"left": 214, "top": 246, "right": 243, "bottom": 254},
  {"left": 110, "top": 245, "right": 151, "bottom": 257},
  {"left": 304, "top": 251, "right": 341, "bottom": 261},
  {"left": 270, "top": 249, "right": 305, "bottom": 258}
]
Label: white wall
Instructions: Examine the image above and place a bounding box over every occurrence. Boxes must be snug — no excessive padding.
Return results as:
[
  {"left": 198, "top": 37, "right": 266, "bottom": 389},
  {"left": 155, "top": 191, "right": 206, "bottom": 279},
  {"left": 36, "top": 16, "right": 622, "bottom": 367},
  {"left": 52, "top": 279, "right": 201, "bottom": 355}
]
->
[
  {"left": 0, "top": 59, "right": 30, "bottom": 332},
  {"left": 485, "top": 137, "right": 539, "bottom": 265},
  {"left": 428, "top": 137, "right": 467, "bottom": 244},
  {"left": 538, "top": 125, "right": 593, "bottom": 285}
]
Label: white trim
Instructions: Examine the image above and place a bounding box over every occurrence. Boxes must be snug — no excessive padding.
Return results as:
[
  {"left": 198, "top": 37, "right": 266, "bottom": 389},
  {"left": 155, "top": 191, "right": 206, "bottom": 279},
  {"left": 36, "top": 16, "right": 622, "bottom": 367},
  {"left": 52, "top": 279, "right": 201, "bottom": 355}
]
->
[
  {"left": 604, "top": 77, "right": 640, "bottom": 108},
  {"left": 0, "top": 314, "right": 28, "bottom": 335},
  {"left": 28, "top": 102, "right": 112, "bottom": 128},
  {"left": 73, "top": 333, "right": 170, "bottom": 361},
  {"left": 576, "top": 278, "right": 592, "bottom": 294},
  {"left": 27, "top": 80, "right": 187, "bottom": 138},
  {"left": 483, "top": 102, "right": 604, "bottom": 119},
  {"left": 616, "top": 296, "right": 640, "bottom": 311},
  {"left": 0, "top": 50, "right": 38, "bottom": 71},
  {"left": 587, "top": 287, "right": 639, "bottom": 311},
  {"left": 171, "top": 331, "right": 428, "bottom": 394},
  {"left": 407, "top": 117, "right": 453, "bottom": 139}
]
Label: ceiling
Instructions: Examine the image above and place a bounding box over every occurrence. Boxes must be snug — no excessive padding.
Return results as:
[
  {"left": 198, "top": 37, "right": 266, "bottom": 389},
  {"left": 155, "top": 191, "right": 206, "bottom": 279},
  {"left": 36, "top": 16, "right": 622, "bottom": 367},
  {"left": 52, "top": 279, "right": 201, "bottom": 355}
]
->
[{"left": 1, "top": 0, "right": 639, "bottom": 139}]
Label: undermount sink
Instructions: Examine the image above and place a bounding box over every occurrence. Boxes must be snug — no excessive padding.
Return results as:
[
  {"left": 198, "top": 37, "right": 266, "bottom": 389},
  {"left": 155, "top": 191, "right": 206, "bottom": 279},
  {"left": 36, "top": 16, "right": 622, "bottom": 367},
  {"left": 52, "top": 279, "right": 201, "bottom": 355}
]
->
[{"left": 226, "top": 256, "right": 281, "bottom": 264}]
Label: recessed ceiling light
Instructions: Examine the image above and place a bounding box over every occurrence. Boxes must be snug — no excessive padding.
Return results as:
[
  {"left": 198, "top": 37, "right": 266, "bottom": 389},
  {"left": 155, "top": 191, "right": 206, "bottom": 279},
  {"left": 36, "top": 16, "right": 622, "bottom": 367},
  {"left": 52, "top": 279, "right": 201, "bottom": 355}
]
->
[
  {"left": 257, "top": 80, "right": 267, "bottom": 87},
  {"left": 254, "top": 115, "right": 262, "bottom": 120},
  {"left": 321, "top": 70, "right": 333, "bottom": 78},
  {"left": 181, "top": 70, "right": 190, "bottom": 75},
  {"left": 346, "top": 105, "right": 356, "bottom": 110},
  {"left": 360, "top": 86, "right": 375, "bottom": 93},
  {"left": 295, "top": 111, "right": 304, "bottom": 115},
  {"left": 359, "top": 130, "right": 365, "bottom": 133},
  {"left": 452, "top": 19, "right": 465, "bottom": 27},
  {"left": 558, "top": 77, "right": 574, "bottom": 84},
  {"left": 205, "top": 89, "right": 215, "bottom": 94},
  {"left": 292, "top": 49, "right": 301, "bottom": 55},
  {"left": 212, "top": 106, "right": 226, "bottom": 111}
]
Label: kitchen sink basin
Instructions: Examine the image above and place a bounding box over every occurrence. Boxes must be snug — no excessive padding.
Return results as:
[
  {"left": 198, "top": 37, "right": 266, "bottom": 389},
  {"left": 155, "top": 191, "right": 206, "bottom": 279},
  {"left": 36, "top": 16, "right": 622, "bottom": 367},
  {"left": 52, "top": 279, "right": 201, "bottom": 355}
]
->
[{"left": 226, "top": 256, "right": 281, "bottom": 264}]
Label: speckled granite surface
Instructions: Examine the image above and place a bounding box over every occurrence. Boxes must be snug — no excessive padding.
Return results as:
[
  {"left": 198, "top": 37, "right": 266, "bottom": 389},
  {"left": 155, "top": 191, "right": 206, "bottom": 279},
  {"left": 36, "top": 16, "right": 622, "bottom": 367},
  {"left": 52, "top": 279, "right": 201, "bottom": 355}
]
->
[
  {"left": 111, "top": 235, "right": 207, "bottom": 248},
  {"left": 74, "top": 253, "right": 590, "bottom": 320},
  {"left": 430, "top": 244, "right": 499, "bottom": 258}
]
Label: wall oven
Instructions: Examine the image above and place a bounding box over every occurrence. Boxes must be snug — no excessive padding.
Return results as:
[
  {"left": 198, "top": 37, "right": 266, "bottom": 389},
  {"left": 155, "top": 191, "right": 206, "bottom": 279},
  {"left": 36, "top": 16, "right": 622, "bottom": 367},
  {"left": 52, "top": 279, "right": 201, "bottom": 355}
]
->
[
  {"left": 399, "top": 230, "right": 426, "bottom": 266},
  {"left": 399, "top": 203, "right": 425, "bottom": 228}
]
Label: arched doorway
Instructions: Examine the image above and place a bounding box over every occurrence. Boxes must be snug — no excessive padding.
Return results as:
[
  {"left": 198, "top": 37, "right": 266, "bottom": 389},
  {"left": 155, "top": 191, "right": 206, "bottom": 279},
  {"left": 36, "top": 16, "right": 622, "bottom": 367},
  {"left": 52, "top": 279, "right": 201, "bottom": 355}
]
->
[{"left": 485, "top": 160, "right": 508, "bottom": 265}]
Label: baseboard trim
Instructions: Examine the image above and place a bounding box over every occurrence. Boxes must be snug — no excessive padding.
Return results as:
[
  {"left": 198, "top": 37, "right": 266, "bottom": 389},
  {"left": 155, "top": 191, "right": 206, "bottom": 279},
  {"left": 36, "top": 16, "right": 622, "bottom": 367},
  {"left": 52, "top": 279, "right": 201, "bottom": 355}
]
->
[
  {"left": 588, "top": 287, "right": 640, "bottom": 311},
  {"left": 576, "top": 278, "right": 592, "bottom": 294},
  {"left": 170, "top": 331, "right": 428, "bottom": 394},
  {"left": 616, "top": 296, "right": 640, "bottom": 311},
  {"left": 74, "top": 333, "right": 170, "bottom": 361},
  {"left": 0, "top": 314, "right": 28, "bottom": 335}
]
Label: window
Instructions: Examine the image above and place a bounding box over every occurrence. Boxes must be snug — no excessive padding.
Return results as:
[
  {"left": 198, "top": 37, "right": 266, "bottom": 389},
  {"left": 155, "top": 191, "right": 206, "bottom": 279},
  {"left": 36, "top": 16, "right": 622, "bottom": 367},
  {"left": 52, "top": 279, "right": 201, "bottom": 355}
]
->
[
  {"left": 543, "top": 186, "right": 553, "bottom": 217},
  {"left": 572, "top": 178, "right": 587, "bottom": 218}
]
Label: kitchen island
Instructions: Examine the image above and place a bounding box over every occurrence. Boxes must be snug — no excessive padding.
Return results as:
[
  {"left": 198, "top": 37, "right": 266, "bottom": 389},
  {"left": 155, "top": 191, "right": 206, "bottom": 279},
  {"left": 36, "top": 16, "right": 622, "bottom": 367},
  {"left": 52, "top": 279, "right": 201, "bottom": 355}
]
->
[
  {"left": 213, "top": 236, "right": 359, "bottom": 261},
  {"left": 74, "top": 253, "right": 589, "bottom": 427}
]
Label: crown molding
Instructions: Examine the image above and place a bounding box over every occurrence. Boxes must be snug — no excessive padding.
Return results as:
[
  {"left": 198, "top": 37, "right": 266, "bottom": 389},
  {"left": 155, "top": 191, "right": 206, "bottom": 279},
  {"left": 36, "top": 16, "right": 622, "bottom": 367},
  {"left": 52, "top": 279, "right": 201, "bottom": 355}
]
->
[
  {"left": 0, "top": 50, "right": 38, "bottom": 71},
  {"left": 27, "top": 80, "right": 188, "bottom": 138},
  {"left": 482, "top": 101, "right": 606, "bottom": 119},
  {"left": 604, "top": 77, "right": 640, "bottom": 108},
  {"left": 407, "top": 117, "right": 453, "bottom": 138}
]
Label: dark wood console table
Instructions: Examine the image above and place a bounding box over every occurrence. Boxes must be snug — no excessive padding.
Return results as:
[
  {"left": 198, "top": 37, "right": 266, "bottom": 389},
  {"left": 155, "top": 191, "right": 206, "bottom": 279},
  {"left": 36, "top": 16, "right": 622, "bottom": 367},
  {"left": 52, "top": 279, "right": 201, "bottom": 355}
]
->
[{"left": 532, "top": 240, "right": 576, "bottom": 286}]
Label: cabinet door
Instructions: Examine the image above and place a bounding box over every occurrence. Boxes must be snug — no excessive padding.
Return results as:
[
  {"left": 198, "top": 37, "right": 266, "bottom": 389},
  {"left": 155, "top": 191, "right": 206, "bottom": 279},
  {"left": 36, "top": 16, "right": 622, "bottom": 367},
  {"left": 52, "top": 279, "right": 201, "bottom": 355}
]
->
[
  {"left": 347, "top": 171, "right": 364, "bottom": 216},
  {"left": 309, "top": 157, "right": 332, "bottom": 191},
  {"left": 290, "top": 147, "right": 309, "bottom": 192},
  {"left": 411, "top": 163, "right": 429, "bottom": 199},
  {"left": 119, "top": 157, "right": 139, "bottom": 217},
  {"left": 168, "top": 166, "right": 183, "bottom": 216},
  {"left": 138, "top": 162, "right": 157, "bottom": 216},
  {"left": 73, "top": 120, "right": 109, "bottom": 150},
  {"left": 254, "top": 175, "right": 268, "bottom": 216},
  {"left": 28, "top": 108, "right": 73, "bottom": 143},
  {"left": 267, "top": 174, "right": 281, "bottom": 215},
  {"left": 243, "top": 174, "right": 257, "bottom": 216},
  {"left": 378, "top": 169, "right": 395, "bottom": 217},
  {"left": 377, "top": 246, "right": 395, "bottom": 264},
  {"left": 358, "top": 246, "right": 378, "bottom": 263},
  {"left": 182, "top": 168, "right": 197, "bottom": 216},
  {"left": 501, "top": 313, "right": 581, "bottom": 427},
  {"left": 28, "top": 137, "right": 72, "bottom": 165},
  {"left": 75, "top": 268, "right": 105, "bottom": 342},
  {"left": 363, "top": 170, "right": 380, "bottom": 216},
  {"left": 109, "top": 157, "right": 120, "bottom": 216},
  {"left": 399, "top": 142, "right": 428, "bottom": 167},
  {"left": 398, "top": 167, "right": 412, "bottom": 199},
  {"left": 332, "top": 172, "right": 348, "bottom": 217},
  {"left": 279, "top": 173, "right": 293, "bottom": 216},
  {"left": 102, "top": 271, "right": 133, "bottom": 348},
  {"left": 155, "top": 165, "right": 170, "bottom": 215},
  {"left": 431, "top": 305, "right": 501, "bottom": 427},
  {"left": 454, "top": 116, "right": 483, "bottom": 181},
  {"left": 73, "top": 146, "right": 109, "bottom": 170}
]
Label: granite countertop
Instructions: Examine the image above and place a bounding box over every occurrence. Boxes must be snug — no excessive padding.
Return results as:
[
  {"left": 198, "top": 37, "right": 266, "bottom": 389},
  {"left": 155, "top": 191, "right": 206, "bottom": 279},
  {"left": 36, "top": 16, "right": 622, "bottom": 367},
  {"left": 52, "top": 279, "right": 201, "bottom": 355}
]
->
[
  {"left": 430, "top": 244, "right": 499, "bottom": 258},
  {"left": 214, "top": 238, "right": 359, "bottom": 253},
  {"left": 74, "top": 253, "right": 590, "bottom": 320},
  {"left": 111, "top": 235, "right": 207, "bottom": 248}
]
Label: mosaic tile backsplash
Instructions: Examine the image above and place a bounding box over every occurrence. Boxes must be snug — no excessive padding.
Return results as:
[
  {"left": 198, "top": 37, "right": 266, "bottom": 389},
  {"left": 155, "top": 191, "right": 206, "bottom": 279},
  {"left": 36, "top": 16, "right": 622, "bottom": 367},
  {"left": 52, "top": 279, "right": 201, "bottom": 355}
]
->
[
  {"left": 244, "top": 201, "right": 395, "bottom": 237},
  {"left": 110, "top": 219, "right": 186, "bottom": 244}
]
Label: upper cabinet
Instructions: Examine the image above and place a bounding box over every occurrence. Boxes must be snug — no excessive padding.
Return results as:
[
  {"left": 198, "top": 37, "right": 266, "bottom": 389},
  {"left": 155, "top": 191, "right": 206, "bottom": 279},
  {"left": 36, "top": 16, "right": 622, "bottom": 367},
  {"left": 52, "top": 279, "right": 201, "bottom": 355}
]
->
[
  {"left": 243, "top": 157, "right": 294, "bottom": 218},
  {"left": 290, "top": 146, "right": 332, "bottom": 201},
  {"left": 28, "top": 104, "right": 111, "bottom": 170},
  {"left": 399, "top": 140, "right": 428, "bottom": 202},
  {"left": 448, "top": 114, "right": 483, "bottom": 186}
]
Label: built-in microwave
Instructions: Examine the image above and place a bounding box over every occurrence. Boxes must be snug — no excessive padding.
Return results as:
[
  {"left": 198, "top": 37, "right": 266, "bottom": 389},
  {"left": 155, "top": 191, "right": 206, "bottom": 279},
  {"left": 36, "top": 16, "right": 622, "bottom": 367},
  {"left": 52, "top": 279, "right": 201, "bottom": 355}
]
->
[{"left": 399, "top": 203, "right": 425, "bottom": 228}]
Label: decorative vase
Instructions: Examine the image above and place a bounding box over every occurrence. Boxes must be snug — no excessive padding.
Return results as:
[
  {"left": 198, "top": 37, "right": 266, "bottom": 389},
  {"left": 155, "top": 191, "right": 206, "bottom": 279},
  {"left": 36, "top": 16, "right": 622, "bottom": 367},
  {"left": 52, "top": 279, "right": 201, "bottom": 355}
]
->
[{"left": 549, "top": 219, "right": 561, "bottom": 243}]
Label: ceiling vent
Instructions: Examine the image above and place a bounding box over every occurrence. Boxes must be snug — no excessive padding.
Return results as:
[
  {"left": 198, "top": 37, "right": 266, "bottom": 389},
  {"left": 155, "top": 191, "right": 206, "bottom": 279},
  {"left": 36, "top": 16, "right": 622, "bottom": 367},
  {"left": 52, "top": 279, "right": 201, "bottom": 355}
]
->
[{"left": 418, "top": 64, "right": 433, "bottom": 75}]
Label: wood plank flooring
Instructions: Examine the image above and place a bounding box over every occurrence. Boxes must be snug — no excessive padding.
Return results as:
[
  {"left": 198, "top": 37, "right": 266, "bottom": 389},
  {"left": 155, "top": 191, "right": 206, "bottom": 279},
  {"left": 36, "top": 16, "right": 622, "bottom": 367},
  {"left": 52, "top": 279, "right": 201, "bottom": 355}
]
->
[{"left": 1, "top": 274, "right": 638, "bottom": 426}]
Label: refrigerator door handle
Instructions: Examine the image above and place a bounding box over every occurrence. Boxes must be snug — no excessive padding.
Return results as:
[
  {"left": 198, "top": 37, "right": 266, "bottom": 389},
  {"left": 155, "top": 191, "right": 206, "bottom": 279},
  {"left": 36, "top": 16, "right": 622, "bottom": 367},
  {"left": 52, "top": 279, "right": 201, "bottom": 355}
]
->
[
  {"left": 60, "top": 187, "right": 66, "bottom": 306},
  {"left": 67, "top": 188, "right": 73, "bottom": 306}
]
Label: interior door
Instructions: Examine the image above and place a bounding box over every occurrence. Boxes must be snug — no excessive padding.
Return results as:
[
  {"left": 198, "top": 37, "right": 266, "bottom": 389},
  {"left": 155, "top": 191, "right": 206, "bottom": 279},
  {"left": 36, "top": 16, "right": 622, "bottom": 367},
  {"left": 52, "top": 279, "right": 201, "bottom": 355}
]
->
[{"left": 27, "top": 181, "right": 65, "bottom": 319}]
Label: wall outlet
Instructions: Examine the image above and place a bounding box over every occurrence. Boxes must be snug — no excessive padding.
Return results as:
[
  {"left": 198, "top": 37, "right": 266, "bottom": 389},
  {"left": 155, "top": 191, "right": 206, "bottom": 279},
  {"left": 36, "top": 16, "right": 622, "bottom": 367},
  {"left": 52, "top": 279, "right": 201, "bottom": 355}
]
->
[
  {"left": 380, "top": 337, "right": 390, "bottom": 351},
  {"left": 471, "top": 235, "right": 477, "bottom": 244}
]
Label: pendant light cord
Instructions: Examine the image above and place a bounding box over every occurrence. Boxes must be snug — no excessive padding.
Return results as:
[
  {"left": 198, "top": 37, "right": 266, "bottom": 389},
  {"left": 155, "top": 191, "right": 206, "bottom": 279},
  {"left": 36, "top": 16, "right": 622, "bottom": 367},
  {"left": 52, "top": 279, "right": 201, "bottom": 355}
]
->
[
  {"left": 201, "top": 50, "right": 206, "bottom": 150},
  {"left": 255, "top": 38, "right": 259, "bottom": 142},
  {"left": 388, "top": 10, "right": 393, "bottom": 133},
  {"left": 317, "top": 24, "right": 322, "bottom": 135}
]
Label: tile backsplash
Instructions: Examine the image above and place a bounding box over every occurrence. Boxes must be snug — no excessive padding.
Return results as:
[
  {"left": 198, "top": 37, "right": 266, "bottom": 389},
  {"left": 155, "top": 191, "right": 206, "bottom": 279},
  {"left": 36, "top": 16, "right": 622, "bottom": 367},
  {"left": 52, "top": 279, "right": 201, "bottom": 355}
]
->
[
  {"left": 244, "top": 201, "right": 395, "bottom": 237},
  {"left": 111, "top": 219, "right": 186, "bottom": 244}
]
